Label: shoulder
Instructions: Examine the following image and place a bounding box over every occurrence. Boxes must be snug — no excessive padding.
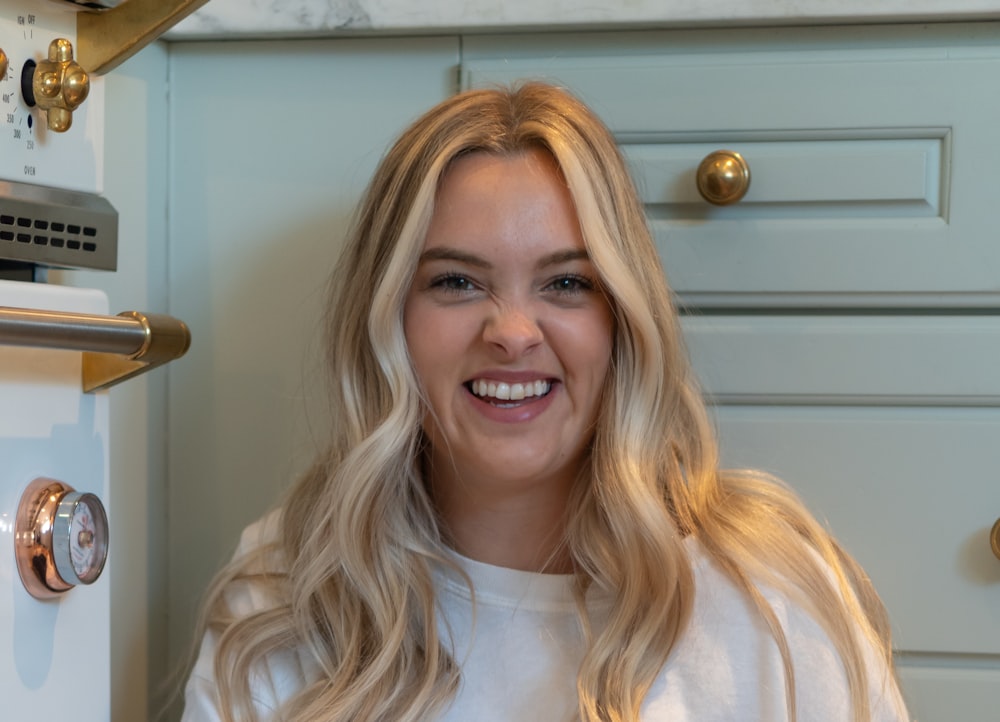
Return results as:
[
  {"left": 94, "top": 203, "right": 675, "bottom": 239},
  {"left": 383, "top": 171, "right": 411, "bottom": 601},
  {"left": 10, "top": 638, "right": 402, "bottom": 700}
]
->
[
  {"left": 221, "top": 507, "right": 288, "bottom": 615},
  {"left": 182, "top": 509, "right": 310, "bottom": 721},
  {"left": 234, "top": 507, "right": 284, "bottom": 562},
  {"left": 639, "top": 538, "right": 908, "bottom": 721}
]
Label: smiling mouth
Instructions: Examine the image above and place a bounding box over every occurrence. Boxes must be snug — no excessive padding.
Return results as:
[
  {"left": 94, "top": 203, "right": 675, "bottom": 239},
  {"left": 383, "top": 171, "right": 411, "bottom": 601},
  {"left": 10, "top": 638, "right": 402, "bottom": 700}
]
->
[{"left": 466, "top": 379, "right": 553, "bottom": 403}]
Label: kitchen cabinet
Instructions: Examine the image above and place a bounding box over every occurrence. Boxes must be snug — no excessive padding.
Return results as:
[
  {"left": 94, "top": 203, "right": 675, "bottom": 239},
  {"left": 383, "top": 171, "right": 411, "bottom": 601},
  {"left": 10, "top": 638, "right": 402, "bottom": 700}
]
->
[
  {"left": 462, "top": 23, "right": 1000, "bottom": 721},
  {"left": 463, "top": 23, "right": 1000, "bottom": 307}
]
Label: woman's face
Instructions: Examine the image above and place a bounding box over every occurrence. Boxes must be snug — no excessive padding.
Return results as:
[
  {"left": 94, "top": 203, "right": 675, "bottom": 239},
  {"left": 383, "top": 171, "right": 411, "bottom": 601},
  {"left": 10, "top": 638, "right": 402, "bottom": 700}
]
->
[{"left": 404, "top": 148, "right": 614, "bottom": 506}]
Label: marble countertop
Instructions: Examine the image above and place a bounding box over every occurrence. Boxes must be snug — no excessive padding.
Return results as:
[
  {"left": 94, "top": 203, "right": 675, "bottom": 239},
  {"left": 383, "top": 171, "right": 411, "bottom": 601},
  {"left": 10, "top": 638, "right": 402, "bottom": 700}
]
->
[{"left": 168, "top": 0, "right": 1000, "bottom": 38}]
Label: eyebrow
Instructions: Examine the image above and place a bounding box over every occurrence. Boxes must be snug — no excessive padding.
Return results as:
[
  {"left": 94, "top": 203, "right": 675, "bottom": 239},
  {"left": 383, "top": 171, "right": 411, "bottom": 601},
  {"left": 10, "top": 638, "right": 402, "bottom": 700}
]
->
[
  {"left": 417, "top": 247, "right": 591, "bottom": 269},
  {"left": 418, "top": 247, "right": 491, "bottom": 268}
]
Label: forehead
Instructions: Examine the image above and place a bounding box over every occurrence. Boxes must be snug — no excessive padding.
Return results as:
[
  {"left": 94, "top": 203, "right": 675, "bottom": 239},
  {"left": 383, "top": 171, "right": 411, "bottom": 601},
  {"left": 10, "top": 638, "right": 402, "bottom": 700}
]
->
[{"left": 424, "top": 148, "right": 584, "bottom": 255}]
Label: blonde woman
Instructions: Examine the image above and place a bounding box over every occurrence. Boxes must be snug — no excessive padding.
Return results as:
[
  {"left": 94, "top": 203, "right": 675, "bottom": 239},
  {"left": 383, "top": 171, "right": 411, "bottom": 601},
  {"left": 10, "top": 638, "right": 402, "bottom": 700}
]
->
[{"left": 181, "top": 82, "right": 910, "bottom": 722}]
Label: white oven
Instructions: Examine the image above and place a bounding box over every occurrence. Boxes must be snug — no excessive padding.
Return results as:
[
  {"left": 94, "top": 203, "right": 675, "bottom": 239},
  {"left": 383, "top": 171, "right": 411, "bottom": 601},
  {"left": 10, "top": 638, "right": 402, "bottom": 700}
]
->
[{"left": 0, "top": 2, "right": 192, "bottom": 719}]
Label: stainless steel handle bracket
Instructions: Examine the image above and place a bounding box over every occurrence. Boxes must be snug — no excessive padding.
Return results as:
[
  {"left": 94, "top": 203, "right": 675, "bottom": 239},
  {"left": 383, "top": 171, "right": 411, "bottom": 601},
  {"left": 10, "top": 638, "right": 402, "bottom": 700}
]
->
[
  {"left": 0, "top": 306, "right": 190, "bottom": 393},
  {"left": 76, "top": 0, "right": 212, "bottom": 76},
  {"left": 82, "top": 311, "right": 190, "bottom": 392}
]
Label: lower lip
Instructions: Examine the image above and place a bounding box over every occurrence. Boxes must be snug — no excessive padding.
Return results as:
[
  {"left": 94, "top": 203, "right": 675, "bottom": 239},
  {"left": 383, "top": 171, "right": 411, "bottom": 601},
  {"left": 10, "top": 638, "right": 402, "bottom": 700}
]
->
[{"left": 466, "top": 383, "right": 558, "bottom": 423}]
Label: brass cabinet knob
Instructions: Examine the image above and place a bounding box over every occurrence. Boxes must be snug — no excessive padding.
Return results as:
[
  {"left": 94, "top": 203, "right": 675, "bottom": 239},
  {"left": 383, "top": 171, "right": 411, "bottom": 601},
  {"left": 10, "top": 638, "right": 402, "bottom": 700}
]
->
[
  {"left": 29, "top": 38, "right": 91, "bottom": 133},
  {"left": 696, "top": 149, "right": 751, "bottom": 206},
  {"left": 992, "top": 518, "right": 1000, "bottom": 561}
]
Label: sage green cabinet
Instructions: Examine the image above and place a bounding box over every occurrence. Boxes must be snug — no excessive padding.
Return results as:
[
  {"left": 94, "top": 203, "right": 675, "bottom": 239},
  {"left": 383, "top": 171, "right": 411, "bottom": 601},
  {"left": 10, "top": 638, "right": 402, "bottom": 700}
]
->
[
  {"left": 463, "top": 24, "right": 1000, "bottom": 309},
  {"left": 463, "top": 24, "right": 1000, "bottom": 721}
]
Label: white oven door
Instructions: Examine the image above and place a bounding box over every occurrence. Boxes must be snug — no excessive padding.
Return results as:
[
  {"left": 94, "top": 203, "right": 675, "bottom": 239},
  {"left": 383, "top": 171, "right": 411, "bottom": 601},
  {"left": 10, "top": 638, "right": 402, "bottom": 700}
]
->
[{"left": 0, "top": 279, "right": 110, "bottom": 721}]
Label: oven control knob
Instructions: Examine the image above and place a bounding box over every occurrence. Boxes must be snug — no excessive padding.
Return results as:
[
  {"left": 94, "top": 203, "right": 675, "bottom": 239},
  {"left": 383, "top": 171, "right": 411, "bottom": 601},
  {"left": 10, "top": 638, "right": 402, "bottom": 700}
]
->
[
  {"left": 0, "top": 47, "right": 8, "bottom": 81},
  {"left": 30, "top": 38, "right": 91, "bottom": 133},
  {"left": 14, "top": 477, "right": 109, "bottom": 599}
]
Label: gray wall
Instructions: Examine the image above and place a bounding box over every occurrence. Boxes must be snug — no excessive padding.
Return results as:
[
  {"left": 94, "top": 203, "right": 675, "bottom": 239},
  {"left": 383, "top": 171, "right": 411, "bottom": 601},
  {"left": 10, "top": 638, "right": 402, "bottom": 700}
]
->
[{"left": 163, "top": 36, "right": 458, "bottom": 720}]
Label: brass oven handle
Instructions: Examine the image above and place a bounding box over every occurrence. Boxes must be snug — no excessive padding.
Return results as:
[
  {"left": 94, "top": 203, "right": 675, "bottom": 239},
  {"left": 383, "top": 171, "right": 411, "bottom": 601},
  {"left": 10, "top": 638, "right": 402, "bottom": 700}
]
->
[
  {"left": 991, "top": 518, "right": 1000, "bottom": 561},
  {"left": 77, "top": 0, "right": 212, "bottom": 76},
  {"left": 0, "top": 306, "right": 190, "bottom": 392},
  {"left": 696, "top": 150, "right": 751, "bottom": 206}
]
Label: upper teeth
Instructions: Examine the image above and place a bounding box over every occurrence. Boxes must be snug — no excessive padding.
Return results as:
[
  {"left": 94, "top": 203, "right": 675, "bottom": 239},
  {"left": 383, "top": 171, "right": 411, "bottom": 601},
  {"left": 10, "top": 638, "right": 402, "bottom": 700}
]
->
[{"left": 471, "top": 379, "right": 551, "bottom": 401}]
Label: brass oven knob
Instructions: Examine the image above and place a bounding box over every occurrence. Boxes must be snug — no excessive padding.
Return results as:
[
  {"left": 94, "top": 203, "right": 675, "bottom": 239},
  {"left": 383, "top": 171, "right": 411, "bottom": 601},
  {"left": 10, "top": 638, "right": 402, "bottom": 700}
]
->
[
  {"left": 991, "top": 518, "right": 1000, "bottom": 561},
  {"left": 31, "top": 38, "right": 91, "bottom": 133},
  {"left": 0, "top": 47, "right": 8, "bottom": 81},
  {"left": 696, "top": 150, "right": 751, "bottom": 206}
]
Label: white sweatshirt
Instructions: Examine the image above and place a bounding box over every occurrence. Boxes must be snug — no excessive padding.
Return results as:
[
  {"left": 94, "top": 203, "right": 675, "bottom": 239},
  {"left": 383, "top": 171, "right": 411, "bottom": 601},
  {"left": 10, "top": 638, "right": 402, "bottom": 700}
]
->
[{"left": 181, "top": 512, "right": 910, "bottom": 722}]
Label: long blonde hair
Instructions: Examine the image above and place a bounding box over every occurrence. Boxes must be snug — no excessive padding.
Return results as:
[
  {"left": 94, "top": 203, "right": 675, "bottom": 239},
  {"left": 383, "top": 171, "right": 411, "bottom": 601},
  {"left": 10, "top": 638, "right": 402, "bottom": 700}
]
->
[{"left": 193, "top": 82, "right": 897, "bottom": 722}]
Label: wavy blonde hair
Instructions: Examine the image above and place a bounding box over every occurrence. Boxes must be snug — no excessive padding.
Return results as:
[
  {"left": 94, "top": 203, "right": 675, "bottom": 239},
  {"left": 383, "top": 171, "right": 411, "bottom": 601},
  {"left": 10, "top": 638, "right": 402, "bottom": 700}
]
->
[{"left": 193, "top": 82, "right": 897, "bottom": 722}]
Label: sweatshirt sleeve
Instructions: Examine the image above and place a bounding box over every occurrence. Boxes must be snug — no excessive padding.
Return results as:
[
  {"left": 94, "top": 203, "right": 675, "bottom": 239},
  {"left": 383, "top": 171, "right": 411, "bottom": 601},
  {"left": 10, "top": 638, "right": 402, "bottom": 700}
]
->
[
  {"left": 641, "top": 540, "right": 911, "bottom": 722},
  {"left": 179, "top": 510, "right": 288, "bottom": 722}
]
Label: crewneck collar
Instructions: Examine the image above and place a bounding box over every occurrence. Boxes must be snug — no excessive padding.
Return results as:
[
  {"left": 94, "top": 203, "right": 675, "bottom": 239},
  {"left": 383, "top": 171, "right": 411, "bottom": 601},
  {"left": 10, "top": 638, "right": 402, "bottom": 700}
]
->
[{"left": 435, "top": 548, "right": 579, "bottom": 612}]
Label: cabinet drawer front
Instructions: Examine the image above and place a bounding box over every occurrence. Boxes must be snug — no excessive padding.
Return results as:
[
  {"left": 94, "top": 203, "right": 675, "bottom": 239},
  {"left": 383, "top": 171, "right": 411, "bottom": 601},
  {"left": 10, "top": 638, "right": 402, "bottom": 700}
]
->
[
  {"left": 625, "top": 137, "right": 940, "bottom": 207},
  {"left": 715, "top": 405, "right": 1000, "bottom": 655},
  {"left": 682, "top": 315, "right": 1000, "bottom": 404},
  {"left": 897, "top": 665, "right": 1000, "bottom": 722},
  {"left": 462, "top": 30, "right": 1000, "bottom": 305}
]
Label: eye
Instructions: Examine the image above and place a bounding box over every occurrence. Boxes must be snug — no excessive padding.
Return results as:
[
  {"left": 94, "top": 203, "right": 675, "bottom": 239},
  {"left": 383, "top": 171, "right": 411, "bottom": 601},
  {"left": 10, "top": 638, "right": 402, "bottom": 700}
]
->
[
  {"left": 544, "top": 274, "right": 596, "bottom": 295},
  {"left": 429, "top": 273, "right": 478, "bottom": 293}
]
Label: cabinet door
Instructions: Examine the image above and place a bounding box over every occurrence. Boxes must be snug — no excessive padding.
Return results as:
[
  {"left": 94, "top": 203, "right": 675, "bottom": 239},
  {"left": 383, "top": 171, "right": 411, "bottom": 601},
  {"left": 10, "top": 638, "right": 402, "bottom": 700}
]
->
[
  {"left": 462, "top": 25, "right": 1000, "bottom": 309},
  {"left": 715, "top": 405, "right": 1000, "bottom": 722},
  {"left": 685, "top": 313, "right": 1000, "bottom": 720}
]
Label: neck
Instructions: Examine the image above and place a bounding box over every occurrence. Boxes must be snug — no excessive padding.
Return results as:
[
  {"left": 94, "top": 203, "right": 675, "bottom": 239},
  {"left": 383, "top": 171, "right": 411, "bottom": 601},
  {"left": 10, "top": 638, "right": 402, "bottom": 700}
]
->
[{"left": 432, "top": 477, "right": 575, "bottom": 574}]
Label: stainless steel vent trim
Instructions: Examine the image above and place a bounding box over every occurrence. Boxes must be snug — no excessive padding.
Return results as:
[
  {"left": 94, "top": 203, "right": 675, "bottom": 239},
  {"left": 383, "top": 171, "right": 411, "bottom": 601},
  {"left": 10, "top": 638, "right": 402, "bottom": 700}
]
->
[{"left": 0, "top": 180, "right": 117, "bottom": 271}]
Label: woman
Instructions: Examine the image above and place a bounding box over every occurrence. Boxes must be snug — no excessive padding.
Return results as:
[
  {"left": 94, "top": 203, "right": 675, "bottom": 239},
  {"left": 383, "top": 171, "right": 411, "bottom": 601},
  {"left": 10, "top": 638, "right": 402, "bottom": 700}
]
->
[{"left": 182, "top": 82, "right": 909, "bottom": 722}]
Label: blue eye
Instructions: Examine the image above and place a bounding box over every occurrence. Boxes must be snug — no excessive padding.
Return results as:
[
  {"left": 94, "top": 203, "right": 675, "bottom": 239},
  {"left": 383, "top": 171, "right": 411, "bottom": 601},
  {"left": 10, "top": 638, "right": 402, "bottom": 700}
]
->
[
  {"left": 430, "top": 273, "right": 477, "bottom": 293},
  {"left": 546, "top": 274, "right": 594, "bottom": 294}
]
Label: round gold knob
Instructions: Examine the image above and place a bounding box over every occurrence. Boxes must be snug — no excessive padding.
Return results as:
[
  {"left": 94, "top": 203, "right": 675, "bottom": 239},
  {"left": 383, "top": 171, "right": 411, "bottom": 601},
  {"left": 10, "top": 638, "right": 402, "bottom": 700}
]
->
[
  {"left": 696, "top": 150, "right": 751, "bottom": 206},
  {"left": 31, "top": 38, "right": 90, "bottom": 133},
  {"left": 0, "top": 48, "right": 8, "bottom": 81},
  {"left": 991, "top": 518, "right": 1000, "bottom": 560}
]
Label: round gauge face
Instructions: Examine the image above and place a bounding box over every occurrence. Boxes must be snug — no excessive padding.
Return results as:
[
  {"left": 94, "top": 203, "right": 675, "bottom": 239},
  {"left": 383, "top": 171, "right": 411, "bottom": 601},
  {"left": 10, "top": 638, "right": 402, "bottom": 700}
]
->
[
  {"left": 68, "top": 496, "right": 107, "bottom": 583},
  {"left": 15, "top": 478, "right": 109, "bottom": 598},
  {"left": 52, "top": 490, "right": 108, "bottom": 587}
]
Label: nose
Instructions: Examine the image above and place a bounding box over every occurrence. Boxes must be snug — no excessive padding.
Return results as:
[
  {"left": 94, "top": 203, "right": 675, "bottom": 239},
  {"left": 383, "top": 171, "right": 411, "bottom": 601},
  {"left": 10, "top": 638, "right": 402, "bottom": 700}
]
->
[{"left": 482, "top": 302, "right": 544, "bottom": 358}]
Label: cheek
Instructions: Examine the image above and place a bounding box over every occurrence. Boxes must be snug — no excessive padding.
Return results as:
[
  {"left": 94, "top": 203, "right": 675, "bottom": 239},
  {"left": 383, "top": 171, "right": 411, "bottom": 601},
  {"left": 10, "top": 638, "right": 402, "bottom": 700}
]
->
[
  {"left": 578, "top": 310, "right": 615, "bottom": 374},
  {"left": 582, "top": 313, "right": 616, "bottom": 411},
  {"left": 403, "top": 297, "right": 435, "bottom": 365},
  {"left": 404, "top": 300, "right": 464, "bottom": 397}
]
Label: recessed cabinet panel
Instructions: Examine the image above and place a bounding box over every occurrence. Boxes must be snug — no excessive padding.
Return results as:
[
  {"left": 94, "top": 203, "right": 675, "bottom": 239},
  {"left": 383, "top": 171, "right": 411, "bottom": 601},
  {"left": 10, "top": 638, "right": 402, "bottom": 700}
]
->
[
  {"left": 682, "top": 315, "right": 1000, "bottom": 404},
  {"left": 462, "top": 31, "right": 1000, "bottom": 305},
  {"left": 625, "top": 136, "right": 942, "bottom": 213},
  {"left": 714, "top": 405, "right": 1000, "bottom": 655}
]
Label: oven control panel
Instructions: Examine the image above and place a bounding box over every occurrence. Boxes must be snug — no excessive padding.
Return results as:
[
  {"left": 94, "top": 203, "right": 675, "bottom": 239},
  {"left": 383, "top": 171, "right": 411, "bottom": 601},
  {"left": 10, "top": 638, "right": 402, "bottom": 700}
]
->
[{"left": 0, "top": 0, "right": 104, "bottom": 193}]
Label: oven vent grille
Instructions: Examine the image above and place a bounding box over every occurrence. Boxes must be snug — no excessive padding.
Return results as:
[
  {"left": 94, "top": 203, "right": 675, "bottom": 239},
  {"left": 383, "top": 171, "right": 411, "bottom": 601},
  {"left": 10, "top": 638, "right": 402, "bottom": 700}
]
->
[{"left": 0, "top": 181, "right": 117, "bottom": 271}]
